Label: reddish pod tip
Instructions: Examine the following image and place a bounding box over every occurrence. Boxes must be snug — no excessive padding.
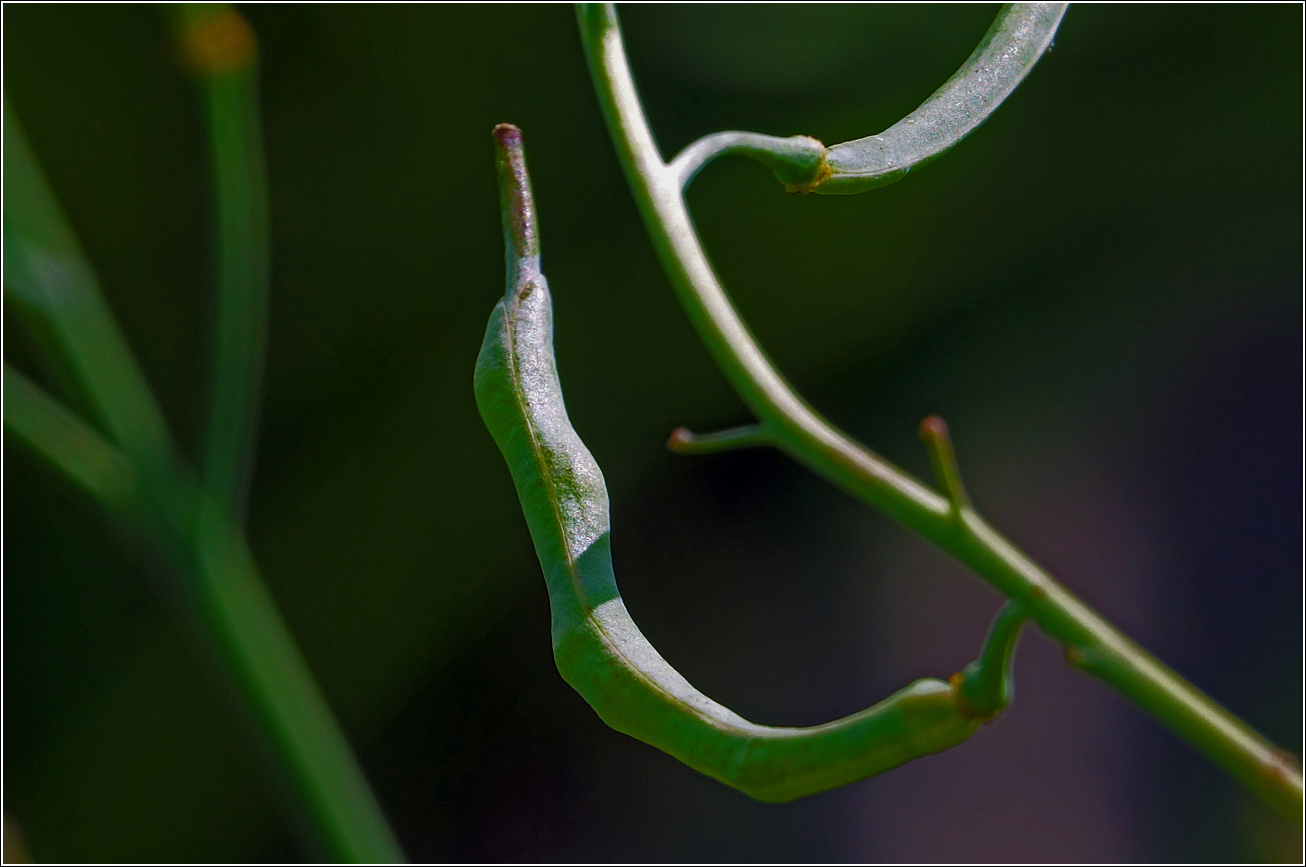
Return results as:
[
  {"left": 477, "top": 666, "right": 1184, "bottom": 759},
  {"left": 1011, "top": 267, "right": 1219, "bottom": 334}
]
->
[
  {"left": 492, "top": 122, "right": 523, "bottom": 147},
  {"left": 492, "top": 123, "right": 537, "bottom": 260},
  {"left": 918, "top": 414, "right": 949, "bottom": 442},
  {"left": 666, "top": 427, "right": 694, "bottom": 452}
]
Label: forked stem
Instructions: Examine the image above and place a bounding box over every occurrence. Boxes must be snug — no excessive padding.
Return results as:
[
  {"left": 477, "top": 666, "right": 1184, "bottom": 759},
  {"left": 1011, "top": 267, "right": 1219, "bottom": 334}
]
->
[
  {"left": 5, "top": 50, "right": 404, "bottom": 860},
  {"left": 918, "top": 414, "right": 971, "bottom": 512},
  {"left": 576, "top": 2, "right": 1302, "bottom": 821}
]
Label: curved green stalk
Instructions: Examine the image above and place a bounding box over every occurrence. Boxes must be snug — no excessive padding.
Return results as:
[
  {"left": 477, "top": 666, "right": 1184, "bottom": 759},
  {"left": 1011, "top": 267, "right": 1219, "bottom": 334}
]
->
[
  {"left": 956, "top": 602, "right": 1027, "bottom": 719},
  {"left": 665, "top": 4, "right": 1069, "bottom": 196},
  {"left": 4, "top": 96, "right": 403, "bottom": 861},
  {"left": 176, "top": 3, "right": 272, "bottom": 522},
  {"left": 819, "top": 3, "right": 1069, "bottom": 194},
  {"left": 575, "top": 2, "right": 1302, "bottom": 821}
]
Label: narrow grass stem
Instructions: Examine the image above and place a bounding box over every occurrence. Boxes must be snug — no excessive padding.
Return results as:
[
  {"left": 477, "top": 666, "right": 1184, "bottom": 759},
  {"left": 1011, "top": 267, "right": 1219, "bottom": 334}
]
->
[
  {"left": 176, "top": 3, "right": 272, "bottom": 522},
  {"left": 3, "top": 364, "right": 137, "bottom": 509},
  {"left": 3, "top": 363, "right": 406, "bottom": 867},
  {"left": 3, "top": 98, "right": 176, "bottom": 475},
  {"left": 576, "top": 2, "right": 1302, "bottom": 821},
  {"left": 4, "top": 97, "right": 404, "bottom": 861},
  {"left": 192, "top": 498, "right": 405, "bottom": 864}
]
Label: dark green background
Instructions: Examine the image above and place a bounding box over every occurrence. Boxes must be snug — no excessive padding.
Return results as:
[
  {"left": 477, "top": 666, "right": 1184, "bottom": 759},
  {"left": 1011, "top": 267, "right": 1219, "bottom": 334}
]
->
[{"left": 4, "top": 4, "right": 1301, "bottom": 862}]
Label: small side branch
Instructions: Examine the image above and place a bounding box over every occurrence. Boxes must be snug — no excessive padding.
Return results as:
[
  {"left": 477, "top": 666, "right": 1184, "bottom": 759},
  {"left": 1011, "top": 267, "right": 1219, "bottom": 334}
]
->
[
  {"left": 670, "top": 131, "right": 829, "bottom": 193},
  {"left": 953, "top": 602, "right": 1028, "bottom": 719},
  {"left": 667, "top": 423, "right": 771, "bottom": 455},
  {"left": 918, "top": 415, "right": 971, "bottom": 512}
]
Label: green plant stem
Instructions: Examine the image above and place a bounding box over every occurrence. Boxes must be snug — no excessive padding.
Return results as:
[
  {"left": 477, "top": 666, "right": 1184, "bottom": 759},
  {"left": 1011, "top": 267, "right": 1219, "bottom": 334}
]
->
[
  {"left": 4, "top": 98, "right": 404, "bottom": 861},
  {"left": 3, "top": 364, "right": 137, "bottom": 509},
  {"left": 918, "top": 414, "right": 971, "bottom": 510},
  {"left": 576, "top": 2, "right": 1302, "bottom": 821},
  {"left": 957, "top": 602, "right": 1027, "bottom": 718},
  {"left": 4, "top": 371, "right": 403, "bottom": 862},
  {"left": 191, "top": 497, "right": 404, "bottom": 864},
  {"left": 4, "top": 98, "right": 176, "bottom": 476},
  {"left": 666, "top": 423, "right": 770, "bottom": 455},
  {"left": 188, "top": 5, "right": 272, "bottom": 522}
]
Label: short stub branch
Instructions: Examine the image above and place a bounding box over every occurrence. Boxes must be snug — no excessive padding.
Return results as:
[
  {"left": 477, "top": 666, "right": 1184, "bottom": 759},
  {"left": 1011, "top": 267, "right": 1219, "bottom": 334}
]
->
[
  {"left": 667, "top": 423, "right": 772, "bottom": 455},
  {"left": 918, "top": 415, "right": 971, "bottom": 513},
  {"left": 952, "top": 601, "right": 1028, "bottom": 720}
]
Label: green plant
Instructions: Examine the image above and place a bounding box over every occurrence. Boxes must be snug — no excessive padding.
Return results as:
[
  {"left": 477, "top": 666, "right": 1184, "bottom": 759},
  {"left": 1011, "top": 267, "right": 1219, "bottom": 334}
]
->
[
  {"left": 4, "top": 3, "right": 1300, "bottom": 861},
  {"left": 473, "top": 1, "right": 1303, "bottom": 822}
]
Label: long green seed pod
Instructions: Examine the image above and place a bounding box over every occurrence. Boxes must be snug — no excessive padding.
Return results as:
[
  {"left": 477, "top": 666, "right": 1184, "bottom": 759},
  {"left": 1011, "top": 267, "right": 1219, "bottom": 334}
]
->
[
  {"left": 474, "top": 124, "right": 1021, "bottom": 802},
  {"left": 817, "top": 3, "right": 1069, "bottom": 194},
  {"left": 663, "top": 4, "right": 1070, "bottom": 196}
]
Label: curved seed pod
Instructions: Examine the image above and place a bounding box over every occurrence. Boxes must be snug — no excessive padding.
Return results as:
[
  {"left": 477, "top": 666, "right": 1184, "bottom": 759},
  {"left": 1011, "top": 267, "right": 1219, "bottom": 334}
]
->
[
  {"left": 475, "top": 124, "right": 1018, "bottom": 802},
  {"left": 816, "top": 3, "right": 1069, "bottom": 194}
]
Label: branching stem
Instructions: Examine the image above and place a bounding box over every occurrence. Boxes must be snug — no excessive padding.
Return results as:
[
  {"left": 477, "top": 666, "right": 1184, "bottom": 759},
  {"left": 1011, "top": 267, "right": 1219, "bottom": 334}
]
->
[
  {"left": 576, "top": 2, "right": 1302, "bottom": 821},
  {"left": 4, "top": 41, "right": 404, "bottom": 859}
]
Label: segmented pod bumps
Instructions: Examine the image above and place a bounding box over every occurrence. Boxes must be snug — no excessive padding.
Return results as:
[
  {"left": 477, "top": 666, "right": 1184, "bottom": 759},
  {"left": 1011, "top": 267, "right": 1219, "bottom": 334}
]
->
[{"left": 474, "top": 124, "right": 1008, "bottom": 802}]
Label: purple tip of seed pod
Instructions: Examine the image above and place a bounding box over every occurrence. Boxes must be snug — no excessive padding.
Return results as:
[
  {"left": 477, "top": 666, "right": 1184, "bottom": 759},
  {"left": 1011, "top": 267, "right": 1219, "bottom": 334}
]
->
[
  {"left": 492, "top": 122, "right": 523, "bottom": 148},
  {"left": 492, "top": 123, "right": 537, "bottom": 260},
  {"left": 918, "top": 414, "right": 949, "bottom": 442}
]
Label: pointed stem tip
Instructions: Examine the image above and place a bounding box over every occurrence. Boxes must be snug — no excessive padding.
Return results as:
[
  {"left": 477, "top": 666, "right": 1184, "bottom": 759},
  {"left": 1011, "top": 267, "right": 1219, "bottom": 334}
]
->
[
  {"left": 918, "top": 414, "right": 970, "bottom": 510},
  {"left": 178, "top": 5, "right": 257, "bottom": 76},
  {"left": 954, "top": 601, "right": 1028, "bottom": 719},
  {"left": 918, "top": 414, "right": 948, "bottom": 441},
  {"left": 493, "top": 123, "right": 538, "bottom": 261},
  {"left": 667, "top": 423, "right": 770, "bottom": 455}
]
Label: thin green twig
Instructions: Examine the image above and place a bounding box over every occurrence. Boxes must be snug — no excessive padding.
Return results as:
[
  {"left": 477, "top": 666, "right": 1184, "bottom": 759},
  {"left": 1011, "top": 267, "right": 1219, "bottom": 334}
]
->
[
  {"left": 956, "top": 602, "right": 1027, "bottom": 719},
  {"left": 666, "top": 423, "right": 771, "bottom": 455},
  {"left": 3, "top": 363, "right": 137, "bottom": 510},
  {"left": 3, "top": 368, "right": 403, "bottom": 862},
  {"left": 4, "top": 99, "right": 176, "bottom": 477},
  {"left": 176, "top": 4, "right": 272, "bottom": 522},
  {"left": 576, "top": 2, "right": 1302, "bottom": 821}
]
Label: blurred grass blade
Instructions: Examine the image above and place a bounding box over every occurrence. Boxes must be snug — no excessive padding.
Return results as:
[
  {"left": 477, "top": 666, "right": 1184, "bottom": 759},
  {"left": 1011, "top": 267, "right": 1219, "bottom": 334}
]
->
[
  {"left": 4, "top": 364, "right": 408, "bottom": 862},
  {"left": 3, "top": 363, "right": 137, "bottom": 511},
  {"left": 5, "top": 89, "right": 406, "bottom": 862},
  {"left": 3, "top": 363, "right": 408, "bottom": 861},
  {"left": 3, "top": 97, "right": 175, "bottom": 471},
  {"left": 175, "top": 4, "right": 271, "bottom": 521},
  {"left": 193, "top": 496, "right": 406, "bottom": 864}
]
